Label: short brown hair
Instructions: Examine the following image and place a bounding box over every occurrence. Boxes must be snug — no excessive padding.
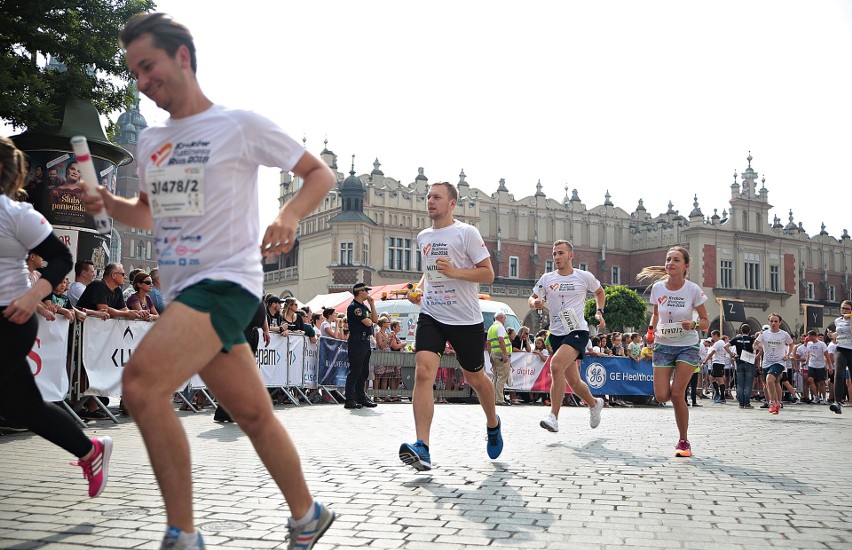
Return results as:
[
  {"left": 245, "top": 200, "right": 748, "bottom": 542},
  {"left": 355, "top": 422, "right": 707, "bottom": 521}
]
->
[
  {"left": 430, "top": 181, "right": 458, "bottom": 202},
  {"left": 552, "top": 240, "right": 574, "bottom": 252},
  {"left": 120, "top": 12, "right": 198, "bottom": 73}
]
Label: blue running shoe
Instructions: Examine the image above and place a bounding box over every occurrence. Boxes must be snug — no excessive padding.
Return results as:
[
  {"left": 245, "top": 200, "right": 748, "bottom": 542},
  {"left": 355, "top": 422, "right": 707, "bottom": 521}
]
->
[
  {"left": 486, "top": 416, "right": 503, "bottom": 459},
  {"left": 399, "top": 440, "right": 431, "bottom": 471}
]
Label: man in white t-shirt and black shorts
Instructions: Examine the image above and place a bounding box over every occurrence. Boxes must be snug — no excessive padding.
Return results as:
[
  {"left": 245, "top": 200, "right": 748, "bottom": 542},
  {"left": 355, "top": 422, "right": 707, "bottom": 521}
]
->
[
  {"left": 83, "top": 13, "right": 336, "bottom": 550},
  {"left": 529, "top": 240, "right": 606, "bottom": 434},
  {"left": 398, "top": 182, "right": 503, "bottom": 472}
]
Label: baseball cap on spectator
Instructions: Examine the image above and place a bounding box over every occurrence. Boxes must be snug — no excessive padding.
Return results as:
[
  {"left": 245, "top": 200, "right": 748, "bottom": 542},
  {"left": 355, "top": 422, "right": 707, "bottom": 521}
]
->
[
  {"left": 352, "top": 282, "right": 371, "bottom": 293},
  {"left": 762, "top": 324, "right": 770, "bottom": 331},
  {"left": 267, "top": 296, "right": 282, "bottom": 304}
]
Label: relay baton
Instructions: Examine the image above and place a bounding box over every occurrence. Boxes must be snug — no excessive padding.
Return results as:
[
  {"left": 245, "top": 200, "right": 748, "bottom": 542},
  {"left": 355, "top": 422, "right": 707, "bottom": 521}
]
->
[{"left": 70, "top": 136, "right": 112, "bottom": 234}]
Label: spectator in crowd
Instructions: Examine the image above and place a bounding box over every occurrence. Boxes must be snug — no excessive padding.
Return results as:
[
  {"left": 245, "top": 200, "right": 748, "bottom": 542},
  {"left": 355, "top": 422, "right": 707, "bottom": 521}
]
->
[
  {"left": 611, "top": 333, "right": 625, "bottom": 356},
  {"left": 127, "top": 271, "right": 160, "bottom": 321},
  {"left": 703, "top": 330, "right": 734, "bottom": 403},
  {"left": 374, "top": 317, "right": 393, "bottom": 399},
  {"left": 26, "top": 251, "right": 55, "bottom": 321},
  {"left": 43, "top": 277, "right": 76, "bottom": 322},
  {"left": 76, "top": 263, "right": 144, "bottom": 322},
  {"left": 282, "top": 297, "right": 306, "bottom": 334},
  {"left": 68, "top": 260, "right": 95, "bottom": 307},
  {"left": 320, "top": 307, "right": 344, "bottom": 339},
  {"left": 345, "top": 282, "right": 378, "bottom": 409},
  {"left": 599, "top": 334, "right": 613, "bottom": 355},
  {"left": 513, "top": 326, "right": 532, "bottom": 352},
  {"left": 487, "top": 312, "right": 512, "bottom": 406},
  {"left": 122, "top": 268, "right": 144, "bottom": 301},
  {"left": 296, "top": 309, "right": 316, "bottom": 343},
  {"left": 310, "top": 312, "right": 323, "bottom": 335},
  {"left": 387, "top": 320, "right": 406, "bottom": 398},
  {"left": 148, "top": 267, "right": 165, "bottom": 313},
  {"left": 266, "top": 296, "right": 284, "bottom": 334},
  {"left": 627, "top": 333, "right": 643, "bottom": 361}
]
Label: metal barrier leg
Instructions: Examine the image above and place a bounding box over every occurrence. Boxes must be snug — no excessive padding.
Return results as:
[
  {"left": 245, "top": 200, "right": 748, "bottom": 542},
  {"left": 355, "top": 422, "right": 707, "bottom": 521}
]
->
[
  {"left": 320, "top": 386, "right": 340, "bottom": 404},
  {"left": 279, "top": 387, "right": 300, "bottom": 406},
  {"left": 61, "top": 400, "right": 88, "bottom": 428},
  {"left": 175, "top": 391, "right": 198, "bottom": 412},
  {"left": 292, "top": 387, "right": 311, "bottom": 405},
  {"left": 196, "top": 388, "right": 217, "bottom": 409},
  {"left": 92, "top": 397, "right": 120, "bottom": 424}
]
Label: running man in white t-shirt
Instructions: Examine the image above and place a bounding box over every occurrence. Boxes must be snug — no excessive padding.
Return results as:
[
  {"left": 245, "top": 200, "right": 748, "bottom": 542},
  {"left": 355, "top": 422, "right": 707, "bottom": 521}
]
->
[
  {"left": 528, "top": 240, "right": 606, "bottom": 434},
  {"left": 805, "top": 330, "right": 833, "bottom": 404},
  {"left": 83, "top": 13, "right": 336, "bottom": 550},
  {"left": 398, "top": 182, "right": 503, "bottom": 472}
]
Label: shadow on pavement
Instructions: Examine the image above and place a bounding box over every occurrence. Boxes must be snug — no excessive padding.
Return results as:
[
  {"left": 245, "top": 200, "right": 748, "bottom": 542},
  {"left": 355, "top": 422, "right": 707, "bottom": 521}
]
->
[{"left": 6, "top": 523, "right": 95, "bottom": 549}]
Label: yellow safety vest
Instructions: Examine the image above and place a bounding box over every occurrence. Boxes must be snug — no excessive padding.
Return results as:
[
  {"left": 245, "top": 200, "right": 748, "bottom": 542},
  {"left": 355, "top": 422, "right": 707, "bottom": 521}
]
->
[{"left": 487, "top": 322, "right": 511, "bottom": 355}]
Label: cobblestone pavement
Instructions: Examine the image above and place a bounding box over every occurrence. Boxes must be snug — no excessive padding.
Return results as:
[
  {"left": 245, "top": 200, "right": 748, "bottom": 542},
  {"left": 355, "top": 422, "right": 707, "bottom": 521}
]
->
[{"left": 1, "top": 399, "right": 850, "bottom": 549}]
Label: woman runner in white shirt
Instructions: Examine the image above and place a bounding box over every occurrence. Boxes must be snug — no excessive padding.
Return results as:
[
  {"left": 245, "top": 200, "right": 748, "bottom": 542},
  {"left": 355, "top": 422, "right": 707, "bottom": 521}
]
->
[
  {"left": 830, "top": 300, "right": 852, "bottom": 414},
  {"left": 637, "top": 246, "right": 710, "bottom": 458}
]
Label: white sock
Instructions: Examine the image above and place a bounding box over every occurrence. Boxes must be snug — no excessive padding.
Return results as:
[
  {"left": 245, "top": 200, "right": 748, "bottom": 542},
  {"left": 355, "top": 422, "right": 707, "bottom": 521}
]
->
[{"left": 292, "top": 501, "right": 316, "bottom": 526}]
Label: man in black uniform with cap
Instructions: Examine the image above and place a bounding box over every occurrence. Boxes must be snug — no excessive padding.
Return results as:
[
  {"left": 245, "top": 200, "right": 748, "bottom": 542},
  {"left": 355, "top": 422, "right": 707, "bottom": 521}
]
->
[{"left": 345, "top": 282, "right": 378, "bottom": 409}]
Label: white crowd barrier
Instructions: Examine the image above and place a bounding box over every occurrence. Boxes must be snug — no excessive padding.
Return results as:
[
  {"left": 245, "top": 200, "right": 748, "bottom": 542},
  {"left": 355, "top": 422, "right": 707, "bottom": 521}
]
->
[{"left": 27, "top": 316, "right": 71, "bottom": 402}]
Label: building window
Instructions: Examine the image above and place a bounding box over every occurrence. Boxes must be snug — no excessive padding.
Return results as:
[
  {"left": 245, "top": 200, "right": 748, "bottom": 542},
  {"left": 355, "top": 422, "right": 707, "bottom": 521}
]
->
[
  {"left": 807, "top": 282, "right": 815, "bottom": 300},
  {"left": 545, "top": 260, "right": 554, "bottom": 272},
  {"left": 720, "top": 260, "right": 733, "bottom": 289},
  {"left": 829, "top": 285, "right": 836, "bottom": 302},
  {"left": 611, "top": 266, "right": 621, "bottom": 285},
  {"left": 363, "top": 243, "right": 369, "bottom": 266},
  {"left": 509, "top": 256, "right": 519, "bottom": 278},
  {"left": 339, "top": 242, "right": 353, "bottom": 265},
  {"left": 387, "top": 237, "right": 412, "bottom": 271},
  {"left": 744, "top": 253, "right": 760, "bottom": 290},
  {"left": 770, "top": 265, "right": 780, "bottom": 292},
  {"left": 579, "top": 262, "right": 588, "bottom": 272}
]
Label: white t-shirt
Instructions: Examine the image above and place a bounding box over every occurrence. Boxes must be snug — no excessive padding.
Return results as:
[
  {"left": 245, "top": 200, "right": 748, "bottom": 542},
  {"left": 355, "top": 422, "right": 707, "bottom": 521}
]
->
[
  {"left": 710, "top": 339, "right": 729, "bottom": 365},
  {"left": 807, "top": 341, "right": 828, "bottom": 369},
  {"left": 649, "top": 280, "right": 707, "bottom": 346},
  {"left": 320, "top": 320, "right": 335, "bottom": 338},
  {"left": 0, "top": 195, "right": 52, "bottom": 306},
  {"left": 532, "top": 269, "right": 601, "bottom": 336},
  {"left": 756, "top": 330, "right": 793, "bottom": 366},
  {"left": 417, "top": 220, "right": 490, "bottom": 325},
  {"left": 699, "top": 341, "right": 711, "bottom": 362},
  {"left": 835, "top": 316, "right": 852, "bottom": 349},
  {"left": 68, "top": 281, "right": 86, "bottom": 307},
  {"left": 137, "top": 105, "right": 305, "bottom": 303}
]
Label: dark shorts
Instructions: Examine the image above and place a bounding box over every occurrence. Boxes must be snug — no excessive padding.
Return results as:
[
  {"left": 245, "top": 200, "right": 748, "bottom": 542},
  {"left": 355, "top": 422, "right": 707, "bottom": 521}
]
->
[
  {"left": 781, "top": 369, "right": 792, "bottom": 383},
  {"left": 415, "top": 313, "right": 485, "bottom": 372},
  {"left": 549, "top": 331, "right": 590, "bottom": 360},
  {"left": 711, "top": 363, "right": 726, "bottom": 378},
  {"left": 173, "top": 279, "right": 260, "bottom": 352},
  {"left": 808, "top": 368, "right": 827, "bottom": 382},
  {"left": 764, "top": 363, "right": 785, "bottom": 378}
]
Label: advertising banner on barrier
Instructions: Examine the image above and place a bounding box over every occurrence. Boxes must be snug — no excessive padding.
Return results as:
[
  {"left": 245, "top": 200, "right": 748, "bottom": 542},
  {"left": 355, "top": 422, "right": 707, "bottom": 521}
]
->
[
  {"left": 287, "top": 336, "right": 304, "bottom": 387},
  {"left": 28, "top": 317, "right": 71, "bottom": 402},
  {"left": 256, "top": 334, "right": 289, "bottom": 387},
  {"left": 483, "top": 352, "right": 654, "bottom": 395},
  {"left": 317, "top": 338, "right": 349, "bottom": 387},
  {"left": 82, "top": 319, "right": 154, "bottom": 396},
  {"left": 303, "top": 340, "right": 318, "bottom": 389},
  {"left": 579, "top": 356, "right": 654, "bottom": 396}
]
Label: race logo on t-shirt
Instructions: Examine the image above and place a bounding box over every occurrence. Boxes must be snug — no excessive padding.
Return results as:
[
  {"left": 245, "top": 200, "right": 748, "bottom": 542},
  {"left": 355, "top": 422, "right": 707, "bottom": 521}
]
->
[{"left": 549, "top": 282, "right": 576, "bottom": 292}]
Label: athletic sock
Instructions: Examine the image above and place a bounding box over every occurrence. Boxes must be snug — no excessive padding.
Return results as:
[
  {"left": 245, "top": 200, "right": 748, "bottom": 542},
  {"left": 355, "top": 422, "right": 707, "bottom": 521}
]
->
[
  {"left": 293, "top": 500, "right": 317, "bottom": 526},
  {"left": 712, "top": 382, "right": 719, "bottom": 397},
  {"left": 719, "top": 385, "right": 726, "bottom": 398}
]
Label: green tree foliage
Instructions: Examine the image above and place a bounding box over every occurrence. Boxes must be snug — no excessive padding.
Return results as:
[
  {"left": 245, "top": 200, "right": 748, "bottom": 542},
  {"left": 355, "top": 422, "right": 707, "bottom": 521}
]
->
[
  {"left": 584, "top": 285, "right": 648, "bottom": 331},
  {"left": 0, "top": 0, "right": 155, "bottom": 131}
]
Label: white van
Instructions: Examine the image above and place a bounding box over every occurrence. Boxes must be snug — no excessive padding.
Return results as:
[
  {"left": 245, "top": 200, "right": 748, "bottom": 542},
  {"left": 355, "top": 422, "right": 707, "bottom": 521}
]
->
[{"left": 374, "top": 297, "right": 522, "bottom": 343}]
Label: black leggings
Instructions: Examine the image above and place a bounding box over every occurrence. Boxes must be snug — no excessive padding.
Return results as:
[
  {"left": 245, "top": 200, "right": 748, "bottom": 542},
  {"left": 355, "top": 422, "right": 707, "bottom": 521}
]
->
[
  {"left": 685, "top": 372, "right": 699, "bottom": 403},
  {"left": 835, "top": 348, "right": 852, "bottom": 403},
  {"left": 0, "top": 311, "right": 92, "bottom": 458}
]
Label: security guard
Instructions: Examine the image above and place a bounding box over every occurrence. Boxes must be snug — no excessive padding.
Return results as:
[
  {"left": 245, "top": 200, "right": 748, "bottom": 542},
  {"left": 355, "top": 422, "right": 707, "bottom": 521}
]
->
[{"left": 345, "top": 282, "right": 379, "bottom": 409}]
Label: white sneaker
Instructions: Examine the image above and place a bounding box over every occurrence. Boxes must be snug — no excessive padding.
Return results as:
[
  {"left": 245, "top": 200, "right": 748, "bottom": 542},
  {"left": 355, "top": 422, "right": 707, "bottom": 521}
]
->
[
  {"left": 539, "top": 413, "right": 558, "bottom": 432},
  {"left": 589, "top": 398, "right": 604, "bottom": 429}
]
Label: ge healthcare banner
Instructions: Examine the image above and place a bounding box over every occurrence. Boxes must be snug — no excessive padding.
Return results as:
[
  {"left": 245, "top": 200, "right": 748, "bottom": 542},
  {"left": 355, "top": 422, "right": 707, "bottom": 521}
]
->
[{"left": 484, "top": 352, "right": 654, "bottom": 395}]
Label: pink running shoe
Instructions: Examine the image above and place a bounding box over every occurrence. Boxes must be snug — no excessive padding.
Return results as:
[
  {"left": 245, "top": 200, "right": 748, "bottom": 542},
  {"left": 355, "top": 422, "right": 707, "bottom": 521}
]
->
[
  {"left": 675, "top": 439, "right": 692, "bottom": 457},
  {"left": 72, "top": 436, "right": 113, "bottom": 497}
]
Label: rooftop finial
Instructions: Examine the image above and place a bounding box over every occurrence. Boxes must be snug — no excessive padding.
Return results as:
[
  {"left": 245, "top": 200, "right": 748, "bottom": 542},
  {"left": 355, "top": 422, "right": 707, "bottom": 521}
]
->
[
  {"left": 747, "top": 151, "right": 753, "bottom": 167},
  {"left": 535, "top": 179, "right": 544, "bottom": 196},
  {"left": 604, "top": 190, "right": 613, "bottom": 206},
  {"left": 350, "top": 154, "right": 355, "bottom": 176},
  {"left": 497, "top": 178, "right": 508, "bottom": 192},
  {"left": 458, "top": 169, "right": 467, "bottom": 185}
]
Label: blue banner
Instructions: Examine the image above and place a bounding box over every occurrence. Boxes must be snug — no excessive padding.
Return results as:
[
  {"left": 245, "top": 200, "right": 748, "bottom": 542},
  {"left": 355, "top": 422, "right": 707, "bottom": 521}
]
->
[
  {"left": 579, "top": 357, "right": 654, "bottom": 396},
  {"left": 317, "top": 338, "right": 349, "bottom": 387}
]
